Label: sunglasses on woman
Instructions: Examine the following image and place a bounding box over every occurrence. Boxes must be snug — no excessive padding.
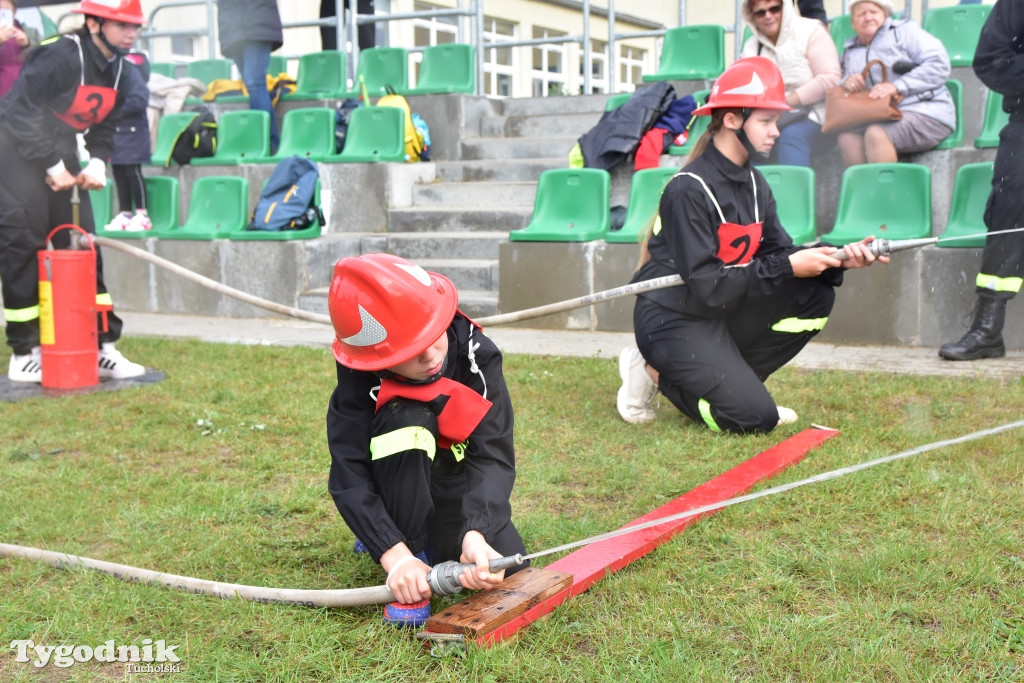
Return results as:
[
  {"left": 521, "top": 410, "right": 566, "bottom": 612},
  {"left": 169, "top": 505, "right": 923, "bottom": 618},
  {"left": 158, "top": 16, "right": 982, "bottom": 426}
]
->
[{"left": 753, "top": 4, "right": 783, "bottom": 19}]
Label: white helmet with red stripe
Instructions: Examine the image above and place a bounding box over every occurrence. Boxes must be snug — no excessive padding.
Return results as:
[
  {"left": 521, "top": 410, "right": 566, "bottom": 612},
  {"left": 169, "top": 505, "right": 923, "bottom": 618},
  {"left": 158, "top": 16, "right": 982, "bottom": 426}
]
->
[{"left": 329, "top": 253, "right": 458, "bottom": 371}]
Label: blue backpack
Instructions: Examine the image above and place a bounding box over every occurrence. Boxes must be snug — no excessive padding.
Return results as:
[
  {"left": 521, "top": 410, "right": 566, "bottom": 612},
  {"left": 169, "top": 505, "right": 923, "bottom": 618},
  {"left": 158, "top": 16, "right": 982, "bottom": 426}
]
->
[{"left": 247, "top": 156, "right": 325, "bottom": 232}]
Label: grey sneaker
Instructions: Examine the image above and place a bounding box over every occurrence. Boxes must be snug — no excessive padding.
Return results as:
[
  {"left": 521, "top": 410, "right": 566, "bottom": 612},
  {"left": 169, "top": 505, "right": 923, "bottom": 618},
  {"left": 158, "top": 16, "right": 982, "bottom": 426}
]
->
[{"left": 616, "top": 347, "right": 657, "bottom": 424}]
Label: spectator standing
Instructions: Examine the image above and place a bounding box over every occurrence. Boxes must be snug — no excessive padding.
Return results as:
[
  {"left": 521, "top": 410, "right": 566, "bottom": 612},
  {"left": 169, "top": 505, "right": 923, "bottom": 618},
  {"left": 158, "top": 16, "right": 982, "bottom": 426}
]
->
[
  {"left": 106, "top": 50, "right": 151, "bottom": 231},
  {"left": 834, "top": 0, "right": 955, "bottom": 167},
  {"left": 742, "top": 0, "right": 841, "bottom": 166},
  {"left": 939, "top": 0, "right": 1023, "bottom": 360},
  {"left": 0, "top": 0, "right": 40, "bottom": 98},
  {"left": 217, "top": 0, "right": 282, "bottom": 154}
]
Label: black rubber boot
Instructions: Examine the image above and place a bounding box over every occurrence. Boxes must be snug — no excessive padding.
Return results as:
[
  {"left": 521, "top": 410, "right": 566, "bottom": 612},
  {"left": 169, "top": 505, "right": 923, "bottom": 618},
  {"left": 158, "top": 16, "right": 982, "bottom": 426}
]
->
[{"left": 938, "top": 297, "right": 1007, "bottom": 361}]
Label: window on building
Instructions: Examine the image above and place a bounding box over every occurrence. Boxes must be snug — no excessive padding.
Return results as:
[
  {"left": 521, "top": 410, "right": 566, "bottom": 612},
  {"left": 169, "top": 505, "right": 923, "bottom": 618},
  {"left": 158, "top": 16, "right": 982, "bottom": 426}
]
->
[
  {"left": 412, "top": 2, "right": 458, "bottom": 83},
  {"left": 482, "top": 17, "right": 515, "bottom": 98},
  {"left": 583, "top": 39, "right": 607, "bottom": 94},
  {"left": 619, "top": 45, "right": 645, "bottom": 91},
  {"left": 170, "top": 35, "right": 196, "bottom": 59},
  {"left": 531, "top": 26, "right": 566, "bottom": 97}
]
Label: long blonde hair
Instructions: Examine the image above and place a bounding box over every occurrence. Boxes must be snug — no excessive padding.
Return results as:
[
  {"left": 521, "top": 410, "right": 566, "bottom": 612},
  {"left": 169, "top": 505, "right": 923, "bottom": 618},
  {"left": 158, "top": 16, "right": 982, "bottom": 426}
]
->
[{"left": 635, "top": 109, "right": 733, "bottom": 270}]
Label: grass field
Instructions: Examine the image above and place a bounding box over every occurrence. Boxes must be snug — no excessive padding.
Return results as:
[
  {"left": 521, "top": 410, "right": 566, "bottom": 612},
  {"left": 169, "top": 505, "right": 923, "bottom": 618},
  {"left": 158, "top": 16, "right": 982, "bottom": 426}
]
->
[{"left": 2, "top": 337, "right": 1023, "bottom": 682}]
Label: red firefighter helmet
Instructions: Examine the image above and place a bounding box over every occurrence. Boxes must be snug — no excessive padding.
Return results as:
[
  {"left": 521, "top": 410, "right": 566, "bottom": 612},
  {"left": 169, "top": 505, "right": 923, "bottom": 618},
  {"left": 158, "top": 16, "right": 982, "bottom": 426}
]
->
[
  {"left": 329, "top": 253, "right": 458, "bottom": 371},
  {"left": 72, "top": 0, "right": 146, "bottom": 26},
  {"left": 692, "top": 56, "right": 791, "bottom": 116}
]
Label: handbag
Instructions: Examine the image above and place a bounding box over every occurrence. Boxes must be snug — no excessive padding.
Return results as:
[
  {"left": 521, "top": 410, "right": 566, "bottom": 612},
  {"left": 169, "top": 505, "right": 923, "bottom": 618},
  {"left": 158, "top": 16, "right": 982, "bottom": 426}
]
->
[{"left": 821, "top": 60, "right": 903, "bottom": 134}]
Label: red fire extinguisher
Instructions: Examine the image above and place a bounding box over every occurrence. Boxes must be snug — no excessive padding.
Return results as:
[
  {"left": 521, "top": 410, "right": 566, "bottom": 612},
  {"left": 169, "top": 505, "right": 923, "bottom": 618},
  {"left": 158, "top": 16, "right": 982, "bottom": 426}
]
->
[{"left": 37, "top": 223, "right": 112, "bottom": 389}]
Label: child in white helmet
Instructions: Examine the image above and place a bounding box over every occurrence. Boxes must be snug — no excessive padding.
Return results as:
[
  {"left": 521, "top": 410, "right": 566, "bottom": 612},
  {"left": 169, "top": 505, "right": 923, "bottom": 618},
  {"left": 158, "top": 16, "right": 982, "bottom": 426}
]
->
[{"left": 325, "top": 253, "right": 528, "bottom": 626}]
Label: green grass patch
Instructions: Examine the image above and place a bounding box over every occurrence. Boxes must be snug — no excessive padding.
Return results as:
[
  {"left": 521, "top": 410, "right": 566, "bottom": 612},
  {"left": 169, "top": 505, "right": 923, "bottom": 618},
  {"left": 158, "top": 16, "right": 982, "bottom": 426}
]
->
[{"left": 2, "top": 338, "right": 1023, "bottom": 681}]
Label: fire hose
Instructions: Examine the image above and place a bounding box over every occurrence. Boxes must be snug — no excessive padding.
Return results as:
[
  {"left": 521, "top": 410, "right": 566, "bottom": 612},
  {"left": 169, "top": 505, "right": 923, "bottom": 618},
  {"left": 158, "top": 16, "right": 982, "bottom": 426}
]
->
[
  {"left": 2, "top": 419, "right": 1022, "bottom": 607},
  {"left": 93, "top": 228, "right": 1024, "bottom": 329}
]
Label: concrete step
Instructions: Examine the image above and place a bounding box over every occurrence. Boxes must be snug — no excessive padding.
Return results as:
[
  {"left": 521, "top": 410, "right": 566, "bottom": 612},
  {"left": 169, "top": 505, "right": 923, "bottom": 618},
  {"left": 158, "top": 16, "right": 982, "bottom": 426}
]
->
[
  {"left": 412, "top": 180, "right": 537, "bottom": 207},
  {"left": 415, "top": 258, "right": 499, "bottom": 292},
  {"left": 461, "top": 136, "right": 579, "bottom": 161},
  {"left": 499, "top": 93, "right": 609, "bottom": 117},
  {"left": 434, "top": 158, "right": 565, "bottom": 182},
  {"left": 386, "top": 231, "right": 510, "bottom": 260},
  {"left": 480, "top": 111, "right": 601, "bottom": 138},
  {"left": 388, "top": 206, "right": 531, "bottom": 233},
  {"left": 300, "top": 285, "right": 498, "bottom": 320}
]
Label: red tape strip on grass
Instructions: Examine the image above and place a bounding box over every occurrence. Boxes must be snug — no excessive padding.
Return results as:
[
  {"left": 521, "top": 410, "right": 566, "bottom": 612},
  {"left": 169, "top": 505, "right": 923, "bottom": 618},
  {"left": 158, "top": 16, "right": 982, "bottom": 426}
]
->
[{"left": 476, "top": 427, "right": 840, "bottom": 646}]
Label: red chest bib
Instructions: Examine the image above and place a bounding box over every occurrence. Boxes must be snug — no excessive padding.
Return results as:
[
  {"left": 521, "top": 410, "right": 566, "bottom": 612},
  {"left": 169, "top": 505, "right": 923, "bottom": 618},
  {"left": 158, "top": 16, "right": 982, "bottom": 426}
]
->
[
  {"left": 716, "top": 221, "right": 762, "bottom": 265},
  {"left": 50, "top": 34, "right": 122, "bottom": 132},
  {"left": 53, "top": 84, "right": 118, "bottom": 131}
]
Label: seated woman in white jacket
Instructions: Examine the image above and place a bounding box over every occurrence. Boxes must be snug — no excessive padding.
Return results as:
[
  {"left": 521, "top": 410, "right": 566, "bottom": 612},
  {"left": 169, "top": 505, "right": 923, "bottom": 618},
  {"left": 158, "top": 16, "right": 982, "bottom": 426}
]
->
[{"left": 741, "top": 0, "right": 841, "bottom": 167}]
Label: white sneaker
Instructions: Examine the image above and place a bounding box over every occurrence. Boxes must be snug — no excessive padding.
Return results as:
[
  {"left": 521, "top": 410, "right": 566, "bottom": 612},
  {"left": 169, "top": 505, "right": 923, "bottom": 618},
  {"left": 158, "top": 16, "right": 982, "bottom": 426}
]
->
[
  {"left": 104, "top": 211, "right": 133, "bottom": 231},
  {"left": 616, "top": 347, "right": 657, "bottom": 424},
  {"left": 125, "top": 211, "right": 152, "bottom": 232},
  {"left": 98, "top": 343, "right": 146, "bottom": 379},
  {"left": 8, "top": 347, "right": 42, "bottom": 383},
  {"left": 777, "top": 406, "right": 798, "bottom": 426}
]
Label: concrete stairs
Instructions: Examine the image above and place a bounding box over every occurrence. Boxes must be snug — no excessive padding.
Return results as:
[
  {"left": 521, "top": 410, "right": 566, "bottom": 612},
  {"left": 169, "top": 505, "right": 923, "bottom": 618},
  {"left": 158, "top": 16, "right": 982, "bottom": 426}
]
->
[{"left": 298, "top": 93, "right": 607, "bottom": 319}]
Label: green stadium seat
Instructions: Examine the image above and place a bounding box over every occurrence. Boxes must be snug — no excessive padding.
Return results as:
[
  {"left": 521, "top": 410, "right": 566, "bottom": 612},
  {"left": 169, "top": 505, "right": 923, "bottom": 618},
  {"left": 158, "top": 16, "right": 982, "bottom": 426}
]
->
[
  {"left": 829, "top": 14, "right": 856, "bottom": 53},
  {"left": 741, "top": 25, "right": 753, "bottom": 48},
  {"left": 150, "top": 61, "right": 176, "bottom": 78},
  {"left": 938, "top": 162, "right": 992, "bottom": 248},
  {"left": 821, "top": 163, "right": 931, "bottom": 245},
  {"left": 96, "top": 176, "right": 179, "bottom": 238},
  {"left": 252, "top": 108, "right": 336, "bottom": 163},
  {"left": 228, "top": 180, "right": 323, "bottom": 241},
  {"left": 89, "top": 182, "right": 114, "bottom": 233},
  {"left": 326, "top": 106, "right": 406, "bottom": 162},
  {"left": 186, "top": 58, "right": 233, "bottom": 86},
  {"left": 759, "top": 165, "right": 817, "bottom": 245},
  {"left": 155, "top": 176, "right": 249, "bottom": 240},
  {"left": 404, "top": 43, "right": 475, "bottom": 95},
  {"left": 509, "top": 168, "right": 610, "bottom": 242},
  {"left": 606, "top": 167, "right": 678, "bottom": 244},
  {"left": 149, "top": 112, "right": 198, "bottom": 167},
  {"left": 604, "top": 93, "right": 631, "bottom": 111},
  {"left": 922, "top": 4, "right": 992, "bottom": 67},
  {"left": 268, "top": 55, "right": 289, "bottom": 77},
  {"left": 935, "top": 79, "right": 963, "bottom": 150},
  {"left": 283, "top": 50, "right": 348, "bottom": 100},
  {"left": 642, "top": 25, "right": 725, "bottom": 82},
  {"left": 667, "top": 89, "right": 710, "bottom": 157},
  {"left": 192, "top": 110, "right": 270, "bottom": 165},
  {"left": 340, "top": 47, "right": 409, "bottom": 98},
  {"left": 975, "top": 89, "right": 1008, "bottom": 148}
]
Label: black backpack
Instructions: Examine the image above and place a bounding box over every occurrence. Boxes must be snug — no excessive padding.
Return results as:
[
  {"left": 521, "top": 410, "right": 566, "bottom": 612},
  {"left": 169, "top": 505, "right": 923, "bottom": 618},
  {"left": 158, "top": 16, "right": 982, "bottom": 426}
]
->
[
  {"left": 334, "top": 98, "right": 362, "bottom": 153},
  {"left": 247, "top": 156, "right": 326, "bottom": 232},
  {"left": 169, "top": 105, "right": 218, "bottom": 166}
]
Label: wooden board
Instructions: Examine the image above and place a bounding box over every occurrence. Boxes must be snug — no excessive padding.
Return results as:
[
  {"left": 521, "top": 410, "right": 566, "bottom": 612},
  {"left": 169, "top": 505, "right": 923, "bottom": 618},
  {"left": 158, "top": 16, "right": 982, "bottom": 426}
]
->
[
  {"left": 468, "top": 427, "right": 841, "bottom": 646},
  {"left": 424, "top": 566, "right": 572, "bottom": 638}
]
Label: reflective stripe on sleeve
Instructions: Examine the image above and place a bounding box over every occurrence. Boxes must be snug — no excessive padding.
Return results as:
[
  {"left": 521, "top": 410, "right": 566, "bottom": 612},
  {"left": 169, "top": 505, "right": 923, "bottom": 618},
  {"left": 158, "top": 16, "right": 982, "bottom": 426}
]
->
[
  {"left": 698, "top": 398, "right": 722, "bottom": 433},
  {"left": 771, "top": 316, "right": 828, "bottom": 334},
  {"left": 4, "top": 305, "right": 40, "bottom": 323},
  {"left": 369, "top": 426, "right": 437, "bottom": 461},
  {"left": 977, "top": 273, "right": 1023, "bottom": 294}
]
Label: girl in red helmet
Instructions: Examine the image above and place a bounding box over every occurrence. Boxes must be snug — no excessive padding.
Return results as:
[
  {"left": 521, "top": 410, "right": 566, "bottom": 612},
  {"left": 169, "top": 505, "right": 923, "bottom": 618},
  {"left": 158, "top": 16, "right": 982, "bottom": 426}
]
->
[
  {"left": 325, "top": 253, "right": 528, "bottom": 626},
  {"left": 616, "top": 56, "right": 887, "bottom": 433},
  {"left": 0, "top": 0, "right": 147, "bottom": 382}
]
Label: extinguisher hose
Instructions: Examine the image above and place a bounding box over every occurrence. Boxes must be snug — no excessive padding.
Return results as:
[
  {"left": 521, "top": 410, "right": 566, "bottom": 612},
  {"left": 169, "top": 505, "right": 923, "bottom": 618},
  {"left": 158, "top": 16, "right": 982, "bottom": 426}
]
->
[
  {"left": 91, "top": 237, "right": 683, "bottom": 328},
  {"left": 0, "top": 542, "right": 395, "bottom": 607}
]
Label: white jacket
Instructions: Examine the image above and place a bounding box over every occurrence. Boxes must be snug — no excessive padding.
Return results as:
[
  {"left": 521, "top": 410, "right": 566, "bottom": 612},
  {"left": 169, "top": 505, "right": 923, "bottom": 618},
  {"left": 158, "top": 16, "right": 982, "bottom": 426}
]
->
[{"left": 742, "top": 0, "right": 841, "bottom": 124}]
